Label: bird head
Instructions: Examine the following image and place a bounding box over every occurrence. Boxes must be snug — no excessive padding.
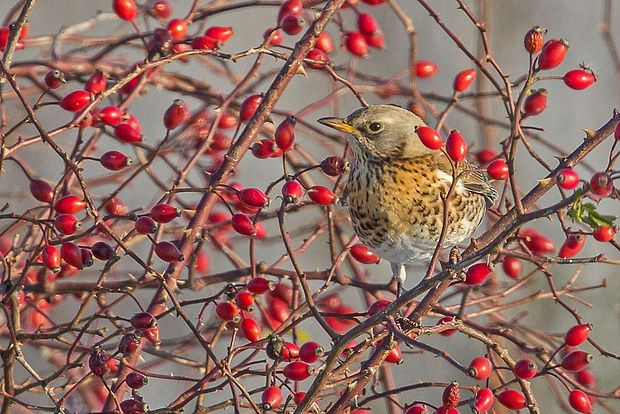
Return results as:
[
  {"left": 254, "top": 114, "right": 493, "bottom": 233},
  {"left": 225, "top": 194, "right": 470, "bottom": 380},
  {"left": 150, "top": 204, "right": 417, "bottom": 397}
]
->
[{"left": 318, "top": 105, "right": 432, "bottom": 161}]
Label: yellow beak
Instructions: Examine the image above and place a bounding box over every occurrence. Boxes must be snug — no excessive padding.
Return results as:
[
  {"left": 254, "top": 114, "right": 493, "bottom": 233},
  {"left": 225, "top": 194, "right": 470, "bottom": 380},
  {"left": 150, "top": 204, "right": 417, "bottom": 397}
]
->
[{"left": 317, "top": 117, "right": 359, "bottom": 134}]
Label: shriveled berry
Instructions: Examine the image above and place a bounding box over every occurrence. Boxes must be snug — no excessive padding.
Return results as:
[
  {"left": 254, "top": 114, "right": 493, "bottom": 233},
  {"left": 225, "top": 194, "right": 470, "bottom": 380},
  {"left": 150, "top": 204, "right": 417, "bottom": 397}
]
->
[
  {"left": 563, "top": 69, "right": 596, "bottom": 90},
  {"left": 453, "top": 69, "right": 476, "bottom": 92},
  {"left": 524, "top": 26, "right": 546, "bottom": 54},
  {"left": 565, "top": 324, "right": 591, "bottom": 346},
  {"left": 126, "top": 372, "right": 148, "bottom": 389},
  {"left": 350, "top": 244, "right": 380, "bottom": 264},
  {"left": 415, "top": 125, "right": 443, "bottom": 150},
  {"left": 538, "top": 39, "right": 569, "bottom": 70},
  {"left": 523, "top": 88, "right": 548, "bottom": 116},
  {"left": 320, "top": 156, "right": 347, "bottom": 176},
  {"left": 442, "top": 381, "right": 460, "bottom": 408},
  {"left": 487, "top": 159, "right": 509, "bottom": 180},
  {"left": 89, "top": 346, "right": 110, "bottom": 377},
  {"left": 118, "top": 332, "right": 142, "bottom": 355},
  {"left": 514, "top": 358, "right": 538, "bottom": 379},
  {"left": 446, "top": 130, "right": 467, "bottom": 162},
  {"left": 468, "top": 356, "right": 493, "bottom": 380},
  {"left": 497, "top": 389, "right": 526, "bottom": 410},
  {"left": 307, "top": 186, "right": 336, "bottom": 205},
  {"left": 154, "top": 241, "right": 184, "bottom": 262}
]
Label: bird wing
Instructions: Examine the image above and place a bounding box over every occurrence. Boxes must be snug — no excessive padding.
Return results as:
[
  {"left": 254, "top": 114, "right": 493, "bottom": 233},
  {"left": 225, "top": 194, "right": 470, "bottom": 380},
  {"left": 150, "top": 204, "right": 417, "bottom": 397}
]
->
[{"left": 436, "top": 155, "right": 499, "bottom": 208}]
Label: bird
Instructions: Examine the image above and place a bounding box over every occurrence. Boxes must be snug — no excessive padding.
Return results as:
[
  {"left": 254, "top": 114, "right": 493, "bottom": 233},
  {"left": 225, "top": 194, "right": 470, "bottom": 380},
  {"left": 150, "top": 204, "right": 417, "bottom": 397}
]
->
[{"left": 318, "top": 105, "right": 498, "bottom": 295}]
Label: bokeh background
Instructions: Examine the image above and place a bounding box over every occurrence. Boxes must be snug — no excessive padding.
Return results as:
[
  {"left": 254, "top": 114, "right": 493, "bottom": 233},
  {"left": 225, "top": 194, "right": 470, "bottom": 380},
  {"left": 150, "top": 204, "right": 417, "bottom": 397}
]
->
[{"left": 0, "top": 1, "right": 618, "bottom": 413}]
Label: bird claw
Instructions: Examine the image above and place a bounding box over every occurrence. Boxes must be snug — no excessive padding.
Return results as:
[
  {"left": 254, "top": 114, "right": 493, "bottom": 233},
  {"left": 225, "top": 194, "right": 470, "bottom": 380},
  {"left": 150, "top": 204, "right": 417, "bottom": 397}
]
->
[
  {"left": 395, "top": 315, "right": 420, "bottom": 332},
  {"left": 446, "top": 247, "right": 466, "bottom": 281}
]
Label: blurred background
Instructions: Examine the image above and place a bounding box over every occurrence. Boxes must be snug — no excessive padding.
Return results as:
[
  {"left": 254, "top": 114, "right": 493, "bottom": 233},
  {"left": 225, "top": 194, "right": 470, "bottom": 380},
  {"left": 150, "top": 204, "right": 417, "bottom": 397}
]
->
[{"left": 0, "top": 1, "right": 618, "bottom": 413}]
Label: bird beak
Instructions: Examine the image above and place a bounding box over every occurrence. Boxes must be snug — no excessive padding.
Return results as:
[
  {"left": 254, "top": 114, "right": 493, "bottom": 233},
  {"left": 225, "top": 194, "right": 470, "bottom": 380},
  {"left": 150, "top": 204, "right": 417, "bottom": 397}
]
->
[{"left": 317, "top": 117, "right": 358, "bottom": 134}]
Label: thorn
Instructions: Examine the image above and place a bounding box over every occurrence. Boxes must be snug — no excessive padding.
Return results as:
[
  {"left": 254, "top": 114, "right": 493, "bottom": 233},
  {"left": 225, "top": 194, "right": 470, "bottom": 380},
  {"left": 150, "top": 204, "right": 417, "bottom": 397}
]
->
[
  {"left": 583, "top": 129, "right": 597, "bottom": 139},
  {"left": 296, "top": 64, "right": 308, "bottom": 78},
  {"left": 537, "top": 177, "right": 552, "bottom": 186}
]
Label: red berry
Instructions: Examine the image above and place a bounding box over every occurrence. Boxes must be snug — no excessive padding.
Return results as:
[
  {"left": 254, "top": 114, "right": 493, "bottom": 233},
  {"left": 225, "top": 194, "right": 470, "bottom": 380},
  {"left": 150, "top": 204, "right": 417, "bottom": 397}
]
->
[
  {"left": 99, "top": 106, "right": 124, "bottom": 126},
  {"left": 414, "top": 60, "right": 438, "bottom": 78},
  {"left": 80, "top": 248, "right": 94, "bottom": 267},
  {"left": 280, "top": 341, "right": 300, "bottom": 361},
  {"left": 42, "top": 245, "right": 61, "bottom": 272},
  {"left": 261, "top": 386, "right": 283, "bottom": 410},
  {"left": 163, "top": 98, "right": 189, "bottom": 130},
  {"left": 442, "top": 381, "right": 460, "bottom": 408},
  {"left": 130, "top": 312, "right": 157, "bottom": 330},
  {"left": 475, "top": 148, "right": 498, "bottom": 164},
  {"left": 237, "top": 188, "right": 269, "bottom": 209},
  {"left": 589, "top": 171, "right": 613, "bottom": 196},
  {"left": 497, "top": 389, "right": 526, "bottom": 410},
  {"left": 562, "top": 350, "right": 592, "bottom": 372},
  {"left": 54, "top": 195, "right": 87, "bottom": 214},
  {"left": 263, "top": 28, "right": 283, "bottom": 46},
  {"left": 575, "top": 369, "right": 597, "bottom": 389},
  {"left": 307, "top": 186, "right": 336, "bottom": 205},
  {"left": 142, "top": 325, "right": 161, "bottom": 345},
  {"left": 361, "top": 0, "right": 388, "bottom": 5},
  {"left": 85, "top": 70, "right": 106, "bottom": 94},
  {"left": 453, "top": 69, "right": 476, "bottom": 92},
  {"left": 502, "top": 256, "right": 522, "bottom": 279},
  {"left": 523, "top": 88, "right": 548, "bottom": 116},
  {"left": 167, "top": 19, "right": 188, "bottom": 40},
  {"left": 320, "top": 156, "right": 347, "bottom": 176},
  {"left": 247, "top": 277, "right": 273, "bottom": 294},
  {"left": 113, "top": 0, "right": 137, "bottom": 20},
  {"left": 435, "top": 406, "right": 459, "bottom": 414},
  {"left": 350, "top": 244, "right": 380, "bottom": 264},
  {"left": 514, "top": 358, "right": 538, "bottom": 379},
  {"left": 593, "top": 225, "right": 615, "bottom": 242},
  {"left": 267, "top": 296, "right": 291, "bottom": 324},
  {"left": 557, "top": 168, "right": 580, "bottom": 190},
  {"left": 487, "top": 159, "right": 509, "bottom": 180},
  {"left": 60, "top": 90, "right": 91, "bottom": 112},
  {"left": 474, "top": 388, "right": 494, "bottom": 412},
  {"left": 126, "top": 372, "right": 148, "bottom": 389},
  {"left": 89, "top": 346, "right": 110, "bottom": 377},
  {"left": 154, "top": 241, "right": 184, "bottom": 262},
  {"left": 100, "top": 150, "right": 132, "bottom": 171},
  {"left": 446, "top": 130, "right": 467, "bottom": 162},
  {"left": 231, "top": 214, "right": 255, "bottom": 236},
  {"left": 465, "top": 263, "right": 491, "bottom": 285},
  {"left": 277, "top": 0, "right": 303, "bottom": 23},
  {"left": 615, "top": 121, "right": 620, "bottom": 140},
  {"left": 468, "top": 356, "right": 493, "bottom": 380},
  {"left": 568, "top": 390, "right": 592, "bottom": 413},
  {"left": 205, "top": 26, "right": 234, "bottom": 45},
  {"left": 305, "top": 48, "right": 330, "bottom": 69},
  {"left": 367, "top": 299, "right": 391, "bottom": 317},
  {"left": 345, "top": 32, "right": 369, "bottom": 57},
  {"left": 538, "top": 39, "right": 569, "bottom": 70},
  {"left": 114, "top": 123, "right": 142, "bottom": 143},
  {"left": 30, "top": 179, "right": 54, "bottom": 203},
  {"left": 275, "top": 116, "right": 296, "bottom": 151},
  {"left": 118, "top": 332, "right": 142, "bottom": 355},
  {"left": 283, "top": 361, "right": 314, "bottom": 381},
  {"left": 415, "top": 125, "right": 443, "bottom": 150},
  {"left": 105, "top": 197, "right": 129, "bottom": 215},
  {"left": 148, "top": 0, "right": 171, "bottom": 19},
  {"left": 239, "top": 94, "right": 263, "bottom": 122},
  {"left": 150, "top": 204, "right": 181, "bottom": 223},
  {"left": 241, "top": 317, "right": 261, "bottom": 341},
  {"left": 357, "top": 13, "right": 380, "bottom": 36},
  {"left": 120, "top": 399, "right": 148, "bottom": 414},
  {"left": 315, "top": 31, "right": 334, "bottom": 53},
  {"left": 44, "top": 70, "right": 65, "bottom": 89},
  {"left": 405, "top": 404, "right": 429, "bottom": 414},
  {"left": 559, "top": 233, "right": 586, "bottom": 258},
  {"left": 524, "top": 26, "right": 546, "bottom": 54},
  {"left": 437, "top": 316, "right": 457, "bottom": 337},
  {"left": 282, "top": 180, "right": 303, "bottom": 204},
  {"left": 280, "top": 15, "right": 304, "bottom": 36},
  {"left": 135, "top": 216, "right": 157, "bottom": 235},
  {"left": 215, "top": 301, "right": 240, "bottom": 322},
  {"left": 235, "top": 291, "right": 255, "bottom": 311},
  {"left": 55, "top": 215, "right": 82, "bottom": 235},
  {"left": 564, "top": 69, "right": 596, "bottom": 90},
  {"left": 377, "top": 340, "right": 402, "bottom": 364},
  {"left": 523, "top": 231, "right": 556, "bottom": 255},
  {"left": 299, "top": 341, "right": 324, "bottom": 363},
  {"left": 191, "top": 35, "right": 217, "bottom": 50},
  {"left": 565, "top": 324, "right": 591, "bottom": 346},
  {"left": 61, "top": 242, "right": 84, "bottom": 268}
]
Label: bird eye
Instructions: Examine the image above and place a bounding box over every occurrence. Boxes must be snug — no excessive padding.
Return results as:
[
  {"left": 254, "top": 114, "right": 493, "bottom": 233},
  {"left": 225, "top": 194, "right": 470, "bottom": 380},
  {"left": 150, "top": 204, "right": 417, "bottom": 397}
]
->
[{"left": 368, "top": 122, "right": 382, "bottom": 132}]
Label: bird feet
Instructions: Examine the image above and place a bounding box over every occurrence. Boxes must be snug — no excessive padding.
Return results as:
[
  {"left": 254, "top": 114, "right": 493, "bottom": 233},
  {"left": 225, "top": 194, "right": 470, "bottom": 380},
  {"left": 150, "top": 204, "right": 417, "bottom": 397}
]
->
[{"left": 444, "top": 247, "right": 466, "bottom": 282}]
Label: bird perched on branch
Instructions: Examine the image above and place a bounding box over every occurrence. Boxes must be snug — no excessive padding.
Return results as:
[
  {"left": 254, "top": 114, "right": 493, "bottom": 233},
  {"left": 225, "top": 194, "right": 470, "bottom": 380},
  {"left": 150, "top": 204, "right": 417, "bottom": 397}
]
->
[{"left": 318, "top": 105, "right": 498, "bottom": 295}]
